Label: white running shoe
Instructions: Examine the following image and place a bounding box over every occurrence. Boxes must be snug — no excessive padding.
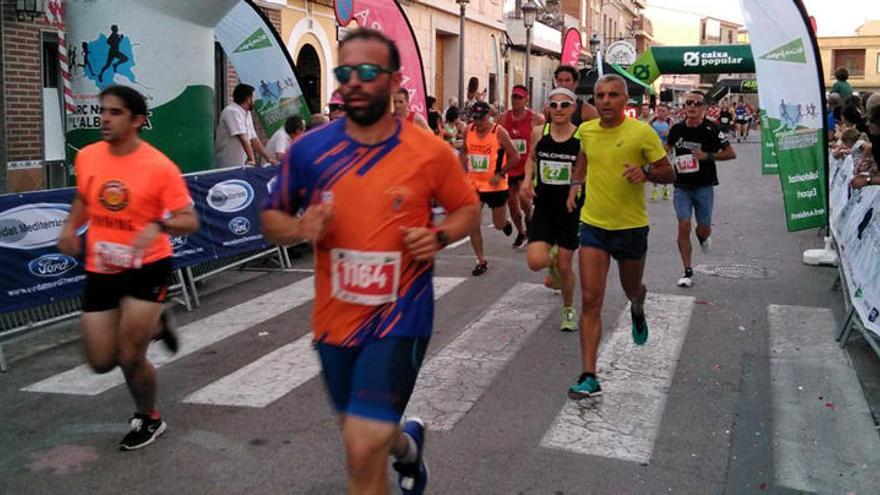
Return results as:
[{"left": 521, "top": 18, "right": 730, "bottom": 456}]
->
[
  {"left": 698, "top": 236, "right": 711, "bottom": 255},
  {"left": 677, "top": 275, "right": 693, "bottom": 288}
]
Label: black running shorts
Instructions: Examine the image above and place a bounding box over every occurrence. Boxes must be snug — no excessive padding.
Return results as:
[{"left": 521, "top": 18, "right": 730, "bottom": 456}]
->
[
  {"left": 528, "top": 204, "right": 580, "bottom": 251},
  {"left": 478, "top": 190, "right": 509, "bottom": 209},
  {"left": 82, "top": 258, "right": 173, "bottom": 312}
]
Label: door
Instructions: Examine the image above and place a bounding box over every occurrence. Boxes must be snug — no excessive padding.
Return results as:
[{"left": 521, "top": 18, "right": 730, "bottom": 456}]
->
[{"left": 435, "top": 35, "right": 444, "bottom": 105}]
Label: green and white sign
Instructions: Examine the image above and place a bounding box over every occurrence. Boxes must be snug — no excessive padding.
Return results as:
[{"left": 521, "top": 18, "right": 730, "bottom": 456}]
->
[
  {"left": 741, "top": 0, "right": 827, "bottom": 231},
  {"left": 628, "top": 45, "right": 756, "bottom": 85}
]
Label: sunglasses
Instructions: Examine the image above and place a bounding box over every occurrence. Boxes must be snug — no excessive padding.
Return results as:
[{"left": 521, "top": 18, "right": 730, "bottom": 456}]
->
[
  {"left": 329, "top": 104, "right": 344, "bottom": 111},
  {"left": 684, "top": 100, "right": 704, "bottom": 107},
  {"left": 548, "top": 101, "right": 573, "bottom": 109},
  {"left": 333, "top": 63, "right": 394, "bottom": 84},
  {"left": 512, "top": 94, "right": 526, "bottom": 100}
]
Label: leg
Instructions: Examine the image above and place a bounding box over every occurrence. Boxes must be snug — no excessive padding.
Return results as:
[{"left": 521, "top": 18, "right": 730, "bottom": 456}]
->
[
  {"left": 469, "top": 202, "right": 486, "bottom": 262},
  {"left": 693, "top": 186, "right": 715, "bottom": 245},
  {"left": 116, "top": 297, "right": 164, "bottom": 414},
  {"left": 343, "top": 416, "right": 399, "bottom": 494},
  {"left": 81, "top": 310, "right": 120, "bottom": 373},
  {"left": 578, "top": 247, "right": 611, "bottom": 374},
  {"left": 525, "top": 241, "right": 552, "bottom": 271},
  {"left": 491, "top": 205, "right": 508, "bottom": 231},
  {"left": 618, "top": 256, "right": 647, "bottom": 315},
  {"left": 677, "top": 219, "right": 693, "bottom": 269},
  {"left": 673, "top": 187, "right": 695, "bottom": 270},
  {"left": 557, "top": 248, "right": 576, "bottom": 308},
  {"left": 518, "top": 184, "right": 533, "bottom": 226},
  {"left": 507, "top": 180, "right": 525, "bottom": 235}
]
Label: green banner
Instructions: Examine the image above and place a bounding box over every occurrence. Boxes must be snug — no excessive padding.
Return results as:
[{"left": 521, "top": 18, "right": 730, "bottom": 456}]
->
[
  {"left": 759, "top": 110, "right": 778, "bottom": 175},
  {"left": 629, "top": 45, "right": 755, "bottom": 85}
]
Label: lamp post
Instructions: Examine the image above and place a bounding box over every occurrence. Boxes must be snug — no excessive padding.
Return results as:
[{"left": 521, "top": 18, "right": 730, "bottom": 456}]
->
[
  {"left": 522, "top": 0, "right": 538, "bottom": 106},
  {"left": 456, "top": 0, "right": 469, "bottom": 110}
]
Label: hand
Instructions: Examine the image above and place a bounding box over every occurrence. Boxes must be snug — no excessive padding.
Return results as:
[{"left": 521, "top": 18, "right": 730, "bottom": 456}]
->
[
  {"left": 833, "top": 147, "right": 851, "bottom": 159},
  {"left": 299, "top": 203, "right": 333, "bottom": 242},
  {"left": 521, "top": 181, "right": 536, "bottom": 202},
  {"left": 489, "top": 174, "right": 503, "bottom": 187},
  {"left": 623, "top": 164, "right": 648, "bottom": 184},
  {"left": 566, "top": 187, "right": 581, "bottom": 213},
  {"left": 132, "top": 221, "right": 161, "bottom": 251},
  {"left": 57, "top": 228, "right": 81, "bottom": 257},
  {"left": 851, "top": 175, "right": 872, "bottom": 190},
  {"left": 691, "top": 147, "right": 708, "bottom": 161},
  {"left": 401, "top": 227, "right": 439, "bottom": 262}
]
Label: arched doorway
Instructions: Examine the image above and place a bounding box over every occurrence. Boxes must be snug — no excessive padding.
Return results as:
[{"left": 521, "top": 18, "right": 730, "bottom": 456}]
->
[{"left": 296, "top": 44, "right": 321, "bottom": 114}]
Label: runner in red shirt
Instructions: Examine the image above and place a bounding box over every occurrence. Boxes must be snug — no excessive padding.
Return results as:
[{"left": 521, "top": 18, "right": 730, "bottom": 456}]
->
[
  {"left": 57, "top": 85, "right": 199, "bottom": 451},
  {"left": 501, "top": 85, "right": 544, "bottom": 248},
  {"left": 393, "top": 87, "right": 429, "bottom": 130}
]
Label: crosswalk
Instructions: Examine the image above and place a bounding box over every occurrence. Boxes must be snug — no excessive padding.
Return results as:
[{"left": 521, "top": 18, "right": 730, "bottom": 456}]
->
[{"left": 18, "top": 275, "right": 880, "bottom": 489}]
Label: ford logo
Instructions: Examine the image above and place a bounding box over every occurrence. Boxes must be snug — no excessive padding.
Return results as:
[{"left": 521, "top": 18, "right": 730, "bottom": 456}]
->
[
  {"left": 0, "top": 203, "right": 75, "bottom": 250},
  {"left": 207, "top": 180, "right": 254, "bottom": 213},
  {"left": 228, "top": 216, "right": 251, "bottom": 236},
  {"left": 170, "top": 236, "right": 187, "bottom": 249},
  {"left": 28, "top": 253, "right": 77, "bottom": 278}
]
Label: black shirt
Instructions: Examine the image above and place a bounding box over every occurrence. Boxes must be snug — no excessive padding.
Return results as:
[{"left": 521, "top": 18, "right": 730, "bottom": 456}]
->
[
  {"left": 668, "top": 118, "right": 730, "bottom": 188},
  {"left": 534, "top": 125, "right": 580, "bottom": 207},
  {"left": 718, "top": 111, "right": 733, "bottom": 127}
]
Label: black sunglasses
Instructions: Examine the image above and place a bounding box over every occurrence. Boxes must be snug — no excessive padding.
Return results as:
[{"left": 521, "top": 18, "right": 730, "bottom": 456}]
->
[
  {"left": 548, "top": 101, "right": 573, "bottom": 109},
  {"left": 684, "top": 100, "right": 704, "bottom": 107},
  {"left": 333, "top": 63, "right": 394, "bottom": 84}
]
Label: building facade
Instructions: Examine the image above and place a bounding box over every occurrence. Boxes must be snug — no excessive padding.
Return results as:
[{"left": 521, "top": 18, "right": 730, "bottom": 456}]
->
[{"left": 818, "top": 20, "right": 880, "bottom": 94}]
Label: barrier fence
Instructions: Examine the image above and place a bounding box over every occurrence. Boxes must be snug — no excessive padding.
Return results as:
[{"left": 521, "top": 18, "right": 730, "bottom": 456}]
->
[
  {"left": 828, "top": 147, "right": 880, "bottom": 357},
  {"left": 0, "top": 166, "right": 295, "bottom": 371}
]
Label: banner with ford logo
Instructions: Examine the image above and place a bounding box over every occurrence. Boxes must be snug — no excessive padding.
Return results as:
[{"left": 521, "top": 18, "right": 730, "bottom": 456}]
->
[{"left": 0, "top": 167, "right": 277, "bottom": 313}]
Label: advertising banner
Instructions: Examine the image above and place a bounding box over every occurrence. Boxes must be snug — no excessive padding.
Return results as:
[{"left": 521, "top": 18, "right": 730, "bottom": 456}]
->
[
  {"left": 350, "top": 0, "right": 428, "bottom": 121},
  {"left": 759, "top": 110, "right": 779, "bottom": 175},
  {"left": 216, "top": 1, "right": 312, "bottom": 136},
  {"left": 193, "top": 168, "right": 269, "bottom": 259},
  {"left": 628, "top": 45, "right": 755, "bottom": 85},
  {"left": 561, "top": 28, "right": 582, "bottom": 67},
  {"left": 65, "top": 0, "right": 237, "bottom": 173},
  {"left": 828, "top": 152, "right": 880, "bottom": 338},
  {"left": 741, "top": 0, "right": 827, "bottom": 231}
]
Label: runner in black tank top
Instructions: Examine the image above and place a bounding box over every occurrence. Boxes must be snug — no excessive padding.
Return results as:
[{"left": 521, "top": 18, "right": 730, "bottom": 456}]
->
[{"left": 522, "top": 87, "right": 583, "bottom": 332}]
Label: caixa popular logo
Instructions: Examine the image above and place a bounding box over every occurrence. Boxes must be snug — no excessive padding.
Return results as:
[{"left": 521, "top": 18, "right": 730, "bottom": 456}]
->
[
  {"left": 207, "top": 180, "right": 254, "bottom": 213},
  {"left": 228, "top": 216, "right": 251, "bottom": 236},
  {"left": 28, "top": 253, "right": 78, "bottom": 278},
  {"left": 0, "top": 203, "right": 74, "bottom": 250}
]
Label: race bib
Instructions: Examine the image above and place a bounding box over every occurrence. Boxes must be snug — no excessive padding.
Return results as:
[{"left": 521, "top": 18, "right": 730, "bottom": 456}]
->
[
  {"left": 95, "top": 241, "right": 142, "bottom": 272},
  {"left": 539, "top": 160, "right": 572, "bottom": 185},
  {"left": 468, "top": 154, "right": 490, "bottom": 173},
  {"left": 720, "top": 117, "right": 730, "bottom": 124},
  {"left": 674, "top": 154, "right": 700, "bottom": 174},
  {"left": 511, "top": 139, "right": 527, "bottom": 156},
  {"left": 331, "top": 249, "right": 401, "bottom": 306}
]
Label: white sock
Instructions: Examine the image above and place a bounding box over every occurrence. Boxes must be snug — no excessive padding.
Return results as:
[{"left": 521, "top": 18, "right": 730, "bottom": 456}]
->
[{"left": 395, "top": 433, "right": 418, "bottom": 463}]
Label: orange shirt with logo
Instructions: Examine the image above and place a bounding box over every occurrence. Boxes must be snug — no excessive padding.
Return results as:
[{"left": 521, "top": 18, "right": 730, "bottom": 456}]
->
[
  {"left": 465, "top": 124, "right": 507, "bottom": 192},
  {"left": 75, "top": 141, "right": 192, "bottom": 273}
]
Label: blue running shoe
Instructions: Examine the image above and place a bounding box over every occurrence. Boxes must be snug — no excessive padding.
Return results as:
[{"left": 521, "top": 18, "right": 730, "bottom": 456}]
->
[
  {"left": 631, "top": 308, "right": 649, "bottom": 346},
  {"left": 568, "top": 374, "right": 602, "bottom": 400},
  {"left": 393, "top": 418, "right": 429, "bottom": 495}
]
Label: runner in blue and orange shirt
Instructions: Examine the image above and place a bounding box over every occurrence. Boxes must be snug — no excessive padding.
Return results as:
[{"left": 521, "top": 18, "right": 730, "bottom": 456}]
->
[{"left": 261, "top": 29, "right": 479, "bottom": 495}]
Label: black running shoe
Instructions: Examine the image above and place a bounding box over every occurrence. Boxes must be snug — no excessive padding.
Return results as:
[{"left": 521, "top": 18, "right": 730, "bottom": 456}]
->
[
  {"left": 502, "top": 222, "right": 513, "bottom": 236},
  {"left": 471, "top": 260, "right": 488, "bottom": 276},
  {"left": 153, "top": 309, "right": 179, "bottom": 354},
  {"left": 512, "top": 232, "right": 527, "bottom": 248},
  {"left": 119, "top": 414, "right": 166, "bottom": 451}
]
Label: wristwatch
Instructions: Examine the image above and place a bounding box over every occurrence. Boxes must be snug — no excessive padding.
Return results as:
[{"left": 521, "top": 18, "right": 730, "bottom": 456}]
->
[
  {"left": 434, "top": 228, "right": 450, "bottom": 248},
  {"left": 154, "top": 219, "right": 169, "bottom": 233},
  {"left": 641, "top": 165, "right": 652, "bottom": 179}
]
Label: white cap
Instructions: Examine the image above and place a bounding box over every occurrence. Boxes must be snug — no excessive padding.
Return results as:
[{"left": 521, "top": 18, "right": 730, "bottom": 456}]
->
[{"left": 547, "top": 87, "right": 576, "bottom": 103}]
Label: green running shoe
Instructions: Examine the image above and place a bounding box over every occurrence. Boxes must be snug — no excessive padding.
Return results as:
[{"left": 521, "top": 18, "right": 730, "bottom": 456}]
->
[
  {"left": 650, "top": 187, "right": 659, "bottom": 202},
  {"left": 560, "top": 306, "right": 578, "bottom": 332},
  {"left": 631, "top": 308, "right": 649, "bottom": 345},
  {"left": 568, "top": 374, "right": 602, "bottom": 399}
]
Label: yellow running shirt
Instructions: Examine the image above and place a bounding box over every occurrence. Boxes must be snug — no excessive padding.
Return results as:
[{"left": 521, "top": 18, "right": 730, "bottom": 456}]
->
[{"left": 576, "top": 117, "right": 667, "bottom": 230}]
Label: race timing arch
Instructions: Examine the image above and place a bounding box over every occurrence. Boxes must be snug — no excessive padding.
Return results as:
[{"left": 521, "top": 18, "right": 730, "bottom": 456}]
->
[{"left": 626, "top": 44, "right": 756, "bottom": 86}]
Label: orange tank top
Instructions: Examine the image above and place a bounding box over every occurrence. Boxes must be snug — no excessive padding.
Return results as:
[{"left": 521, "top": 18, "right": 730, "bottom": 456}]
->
[{"left": 465, "top": 124, "right": 507, "bottom": 192}]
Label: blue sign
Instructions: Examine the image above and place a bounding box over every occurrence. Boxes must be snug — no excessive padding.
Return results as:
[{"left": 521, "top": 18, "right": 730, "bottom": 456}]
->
[{"left": 335, "top": 0, "right": 353, "bottom": 25}]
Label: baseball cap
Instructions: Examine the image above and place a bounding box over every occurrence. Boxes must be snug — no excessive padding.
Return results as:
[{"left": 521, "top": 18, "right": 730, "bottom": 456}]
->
[
  {"left": 329, "top": 90, "right": 344, "bottom": 106},
  {"left": 512, "top": 86, "right": 529, "bottom": 99},
  {"left": 470, "top": 100, "right": 492, "bottom": 118}
]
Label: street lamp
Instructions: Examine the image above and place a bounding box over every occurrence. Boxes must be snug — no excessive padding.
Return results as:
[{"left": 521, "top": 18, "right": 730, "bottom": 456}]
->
[
  {"left": 457, "top": 0, "right": 469, "bottom": 110},
  {"left": 522, "top": 0, "right": 538, "bottom": 105}
]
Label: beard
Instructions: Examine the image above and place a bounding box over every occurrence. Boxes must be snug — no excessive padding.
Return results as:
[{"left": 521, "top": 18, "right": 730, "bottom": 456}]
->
[{"left": 344, "top": 88, "right": 391, "bottom": 126}]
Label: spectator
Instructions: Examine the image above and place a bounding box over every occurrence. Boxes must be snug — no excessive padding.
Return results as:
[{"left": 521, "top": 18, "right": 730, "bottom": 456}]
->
[
  {"left": 308, "top": 113, "right": 329, "bottom": 130},
  {"left": 832, "top": 67, "right": 853, "bottom": 100},
  {"left": 215, "top": 83, "right": 274, "bottom": 167},
  {"left": 840, "top": 104, "right": 869, "bottom": 135},
  {"left": 328, "top": 90, "right": 345, "bottom": 121},
  {"left": 426, "top": 96, "right": 443, "bottom": 136},
  {"left": 443, "top": 106, "right": 465, "bottom": 149},
  {"left": 827, "top": 92, "right": 841, "bottom": 142},
  {"left": 265, "top": 115, "right": 305, "bottom": 164},
  {"left": 859, "top": 91, "right": 874, "bottom": 112}
]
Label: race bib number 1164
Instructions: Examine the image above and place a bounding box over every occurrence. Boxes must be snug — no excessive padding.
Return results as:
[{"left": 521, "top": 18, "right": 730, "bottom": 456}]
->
[{"left": 331, "top": 249, "right": 401, "bottom": 306}]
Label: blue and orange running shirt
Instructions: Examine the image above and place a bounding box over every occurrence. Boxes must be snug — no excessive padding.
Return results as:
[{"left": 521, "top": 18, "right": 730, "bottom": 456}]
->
[{"left": 264, "top": 118, "right": 478, "bottom": 347}]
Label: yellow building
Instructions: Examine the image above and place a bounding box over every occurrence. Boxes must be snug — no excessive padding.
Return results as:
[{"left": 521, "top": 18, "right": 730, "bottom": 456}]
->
[{"left": 818, "top": 20, "right": 880, "bottom": 94}]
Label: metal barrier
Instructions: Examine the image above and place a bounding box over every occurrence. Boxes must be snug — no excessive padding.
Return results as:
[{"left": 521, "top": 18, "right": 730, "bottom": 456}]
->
[{"left": 184, "top": 246, "right": 288, "bottom": 308}]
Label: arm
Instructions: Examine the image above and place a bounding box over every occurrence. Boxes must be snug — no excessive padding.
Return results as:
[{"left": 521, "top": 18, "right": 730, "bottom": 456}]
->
[
  {"left": 251, "top": 137, "right": 274, "bottom": 164},
  {"left": 261, "top": 202, "right": 333, "bottom": 246},
  {"left": 712, "top": 143, "right": 736, "bottom": 161},
  {"left": 532, "top": 112, "right": 546, "bottom": 128},
  {"left": 160, "top": 205, "right": 199, "bottom": 236},
  {"left": 496, "top": 127, "right": 520, "bottom": 175},
  {"left": 413, "top": 113, "right": 430, "bottom": 130},
  {"left": 521, "top": 126, "right": 543, "bottom": 201},
  {"left": 57, "top": 195, "right": 88, "bottom": 256},
  {"left": 566, "top": 151, "right": 587, "bottom": 212},
  {"left": 459, "top": 132, "right": 469, "bottom": 170}
]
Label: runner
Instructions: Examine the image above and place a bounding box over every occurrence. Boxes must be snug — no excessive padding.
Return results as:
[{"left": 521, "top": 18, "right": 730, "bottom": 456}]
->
[
  {"left": 522, "top": 87, "right": 582, "bottom": 331},
  {"left": 501, "top": 84, "right": 545, "bottom": 248},
  {"left": 567, "top": 74, "right": 675, "bottom": 399},
  {"left": 666, "top": 90, "right": 737, "bottom": 288},
  {"left": 734, "top": 101, "right": 747, "bottom": 142},
  {"left": 260, "top": 29, "right": 479, "bottom": 495},
  {"left": 718, "top": 101, "right": 733, "bottom": 136},
  {"left": 393, "top": 87, "right": 430, "bottom": 129},
  {"left": 460, "top": 100, "right": 520, "bottom": 276},
  {"left": 545, "top": 65, "right": 599, "bottom": 126},
  {"left": 743, "top": 102, "right": 755, "bottom": 140},
  {"left": 57, "top": 85, "right": 199, "bottom": 450},
  {"left": 649, "top": 102, "right": 674, "bottom": 201}
]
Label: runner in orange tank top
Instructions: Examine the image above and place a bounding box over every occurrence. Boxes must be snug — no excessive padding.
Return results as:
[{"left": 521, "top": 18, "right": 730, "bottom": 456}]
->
[
  {"left": 392, "top": 87, "right": 429, "bottom": 129},
  {"left": 460, "top": 100, "right": 520, "bottom": 276}
]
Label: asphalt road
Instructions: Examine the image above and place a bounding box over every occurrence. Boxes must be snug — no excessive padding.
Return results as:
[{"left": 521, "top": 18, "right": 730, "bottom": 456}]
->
[{"left": 2, "top": 136, "right": 879, "bottom": 494}]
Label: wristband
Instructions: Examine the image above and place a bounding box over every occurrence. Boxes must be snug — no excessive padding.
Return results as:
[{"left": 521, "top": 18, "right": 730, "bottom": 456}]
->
[
  {"left": 641, "top": 165, "right": 652, "bottom": 179},
  {"left": 431, "top": 227, "right": 450, "bottom": 247},
  {"left": 571, "top": 179, "right": 585, "bottom": 186}
]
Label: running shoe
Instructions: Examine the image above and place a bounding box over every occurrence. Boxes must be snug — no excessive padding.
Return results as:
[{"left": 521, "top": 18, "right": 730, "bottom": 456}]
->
[
  {"left": 512, "top": 232, "right": 527, "bottom": 248},
  {"left": 568, "top": 373, "right": 602, "bottom": 399},
  {"left": 663, "top": 186, "right": 671, "bottom": 200},
  {"left": 650, "top": 187, "right": 659, "bottom": 202},
  {"left": 698, "top": 236, "right": 712, "bottom": 255},
  {"left": 393, "top": 418, "right": 429, "bottom": 495},
  {"left": 502, "top": 221, "right": 513, "bottom": 236},
  {"left": 547, "top": 246, "right": 561, "bottom": 289},
  {"left": 153, "top": 308, "right": 179, "bottom": 354},
  {"left": 677, "top": 273, "right": 693, "bottom": 288},
  {"left": 631, "top": 307, "right": 649, "bottom": 345},
  {"left": 472, "top": 260, "right": 488, "bottom": 277},
  {"left": 119, "top": 413, "right": 166, "bottom": 451},
  {"left": 560, "top": 306, "right": 578, "bottom": 332}
]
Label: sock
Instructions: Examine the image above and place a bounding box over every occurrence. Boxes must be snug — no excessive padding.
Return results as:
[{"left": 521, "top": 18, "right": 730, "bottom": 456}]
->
[
  {"left": 684, "top": 267, "right": 693, "bottom": 277},
  {"left": 697, "top": 235, "right": 709, "bottom": 244},
  {"left": 578, "top": 372, "right": 596, "bottom": 383},
  {"left": 395, "top": 432, "right": 418, "bottom": 463},
  {"left": 149, "top": 410, "right": 161, "bottom": 421}
]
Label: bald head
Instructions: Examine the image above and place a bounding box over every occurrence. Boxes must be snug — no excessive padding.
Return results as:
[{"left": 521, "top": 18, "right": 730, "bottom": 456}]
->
[
  {"left": 828, "top": 92, "right": 841, "bottom": 107},
  {"left": 595, "top": 74, "right": 628, "bottom": 97}
]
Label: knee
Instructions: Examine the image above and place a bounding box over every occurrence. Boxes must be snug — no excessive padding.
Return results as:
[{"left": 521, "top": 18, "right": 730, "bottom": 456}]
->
[
  {"left": 677, "top": 221, "right": 692, "bottom": 238},
  {"left": 87, "top": 356, "right": 116, "bottom": 374},
  {"left": 117, "top": 346, "right": 146, "bottom": 372},
  {"left": 526, "top": 252, "right": 546, "bottom": 271},
  {"left": 345, "top": 438, "right": 387, "bottom": 477},
  {"left": 581, "top": 291, "right": 603, "bottom": 313}
]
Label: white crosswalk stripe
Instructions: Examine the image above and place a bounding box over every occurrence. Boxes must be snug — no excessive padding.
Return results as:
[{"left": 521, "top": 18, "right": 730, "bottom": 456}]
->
[
  {"left": 21, "top": 277, "right": 317, "bottom": 396},
  {"left": 540, "top": 293, "right": 695, "bottom": 463},
  {"left": 182, "top": 277, "right": 467, "bottom": 408},
  {"left": 768, "top": 304, "right": 880, "bottom": 493},
  {"left": 406, "top": 282, "right": 558, "bottom": 431}
]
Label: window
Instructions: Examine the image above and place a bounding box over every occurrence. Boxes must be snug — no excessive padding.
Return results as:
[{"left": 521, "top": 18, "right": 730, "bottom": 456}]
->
[
  {"left": 214, "top": 42, "right": 228, "bottom": 122},
  {"left": 42, "top": 38, "right": 60, "bottom": 88},
  {"left": 832, "top": 49, "right": 866, "bottom": 77},
  {"left": 488, "top": 73, "right": 497, "bottom": 105}
]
